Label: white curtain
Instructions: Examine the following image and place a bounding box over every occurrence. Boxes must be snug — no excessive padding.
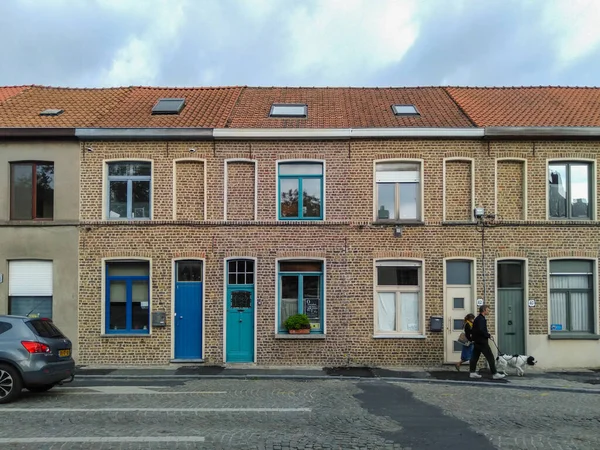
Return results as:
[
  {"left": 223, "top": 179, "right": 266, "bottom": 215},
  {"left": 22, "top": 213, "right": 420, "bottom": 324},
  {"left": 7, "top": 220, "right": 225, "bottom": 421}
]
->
[
  {"left": 571, "top": 292, "right": 590, "bottom": 331},
  {"left": 281, "top": 298, "right": 298, "bottom": 326},
  {"left": 400, "top": 292, "right": 419, "bottom": 332},
  {"left": 377, "top": 293, "right": 396, "bottom": 331},
  {"left": 550, "top": 291, "right": 567, "bottom": 329},
  {"left": 550, "top": 275, "right": 590, "bottom": 332}
]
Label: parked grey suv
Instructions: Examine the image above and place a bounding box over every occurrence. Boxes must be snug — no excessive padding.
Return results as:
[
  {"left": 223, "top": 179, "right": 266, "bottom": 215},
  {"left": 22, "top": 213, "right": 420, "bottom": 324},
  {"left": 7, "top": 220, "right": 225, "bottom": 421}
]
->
[{"left": 0, "top": 315, "right": 75, "bottom": 403}]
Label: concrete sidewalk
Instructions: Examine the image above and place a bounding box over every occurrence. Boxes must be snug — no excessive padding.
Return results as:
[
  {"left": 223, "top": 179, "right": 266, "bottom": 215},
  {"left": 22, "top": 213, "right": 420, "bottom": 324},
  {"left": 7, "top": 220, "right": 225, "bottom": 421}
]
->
[{"left": 74, "top": 364, "right": 600, "bottom": 393}]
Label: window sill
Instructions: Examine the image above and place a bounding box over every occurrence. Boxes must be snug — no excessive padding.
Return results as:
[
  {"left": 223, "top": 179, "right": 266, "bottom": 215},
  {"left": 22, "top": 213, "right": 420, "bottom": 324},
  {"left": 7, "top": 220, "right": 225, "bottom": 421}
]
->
[
  {"left": 548, "top": 333, "right": 600, "bottom": 340},
  {"left": 373, "top": 334, "right": 426, "bottom": 339},
  {"left": 101, "top": 333, "right": 151, "bottom": 338},
  {"left": 373, "top": 220, "right": 424, "bottom": 226},
  {"left": 274, "top": 333, "right": 326, "bottom": 340}
]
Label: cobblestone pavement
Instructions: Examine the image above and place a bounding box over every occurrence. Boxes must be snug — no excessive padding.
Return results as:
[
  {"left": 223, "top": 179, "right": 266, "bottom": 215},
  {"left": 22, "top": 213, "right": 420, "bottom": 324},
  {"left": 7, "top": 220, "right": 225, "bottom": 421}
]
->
[
  {"left": 0, "top": 378, "right": 597, "bottom": 449},
  {"left": 396, "top": 382, "right": 600, "bottom": 450}
]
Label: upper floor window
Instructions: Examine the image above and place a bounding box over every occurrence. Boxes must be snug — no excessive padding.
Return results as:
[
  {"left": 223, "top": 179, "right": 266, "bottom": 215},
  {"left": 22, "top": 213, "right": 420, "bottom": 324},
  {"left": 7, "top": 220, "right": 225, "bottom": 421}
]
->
[
  {"left": 549, "top": 162, "right": 592, "bottom": 219},
  {"left": 278, "top": 162, "right": 323, "bottom": 220},
  {"left": 375, "top": 162, "right": 421, "bottom": 222},
  {"left": 550, "top": 260, "right": 595, "bottom": 334},
  {"left": 107, "top": 162, "right": 151, "bottom": 220},
  {"left": 375, "top": 260, "right": 422, "bottom": 335},
  {"left": 10, "top": 162, "right": 54, "bottom": 220}
]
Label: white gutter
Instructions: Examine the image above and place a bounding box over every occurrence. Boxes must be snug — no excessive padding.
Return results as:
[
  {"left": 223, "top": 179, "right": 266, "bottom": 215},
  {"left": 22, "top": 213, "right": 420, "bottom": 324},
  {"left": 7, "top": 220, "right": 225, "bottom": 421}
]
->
[
  {"left": 484, "top": 127, "right": 600, "bottom": 138},
  {"left": 75, "top": 128, "right": 212, "bottom": 139},
  {"left": 214, "top": 127, "right": 484, "bottom": 139}
]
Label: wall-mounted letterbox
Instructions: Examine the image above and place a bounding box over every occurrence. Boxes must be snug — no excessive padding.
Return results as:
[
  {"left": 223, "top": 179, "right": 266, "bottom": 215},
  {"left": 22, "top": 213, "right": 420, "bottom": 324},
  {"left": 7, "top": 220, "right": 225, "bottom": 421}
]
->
[
  {"left": 151, "top": 311, "right": 166, "bottom": 327},
  {"left": 429, "top": 316, "right": 443, "bottom": 332}
]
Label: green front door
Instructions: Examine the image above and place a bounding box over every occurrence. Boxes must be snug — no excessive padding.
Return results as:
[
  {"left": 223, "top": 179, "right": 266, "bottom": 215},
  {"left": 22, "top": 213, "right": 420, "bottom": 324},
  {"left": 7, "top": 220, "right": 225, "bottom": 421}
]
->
[{"left": 497, "top": 261, "right": 525, "bottom": 355}]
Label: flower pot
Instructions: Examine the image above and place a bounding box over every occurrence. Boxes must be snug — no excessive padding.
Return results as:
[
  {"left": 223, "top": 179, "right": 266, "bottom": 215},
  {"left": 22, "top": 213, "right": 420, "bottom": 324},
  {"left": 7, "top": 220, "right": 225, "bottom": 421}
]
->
[{"left": 288, "top": 328, "right": 311, "bottom": 334}]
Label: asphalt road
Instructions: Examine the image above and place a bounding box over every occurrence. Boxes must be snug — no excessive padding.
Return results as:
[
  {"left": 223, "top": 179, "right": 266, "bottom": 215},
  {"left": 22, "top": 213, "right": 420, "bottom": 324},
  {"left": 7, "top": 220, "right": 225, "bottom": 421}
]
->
[{"left": 0, "top": 378, "right": 597, "bottom": 449}]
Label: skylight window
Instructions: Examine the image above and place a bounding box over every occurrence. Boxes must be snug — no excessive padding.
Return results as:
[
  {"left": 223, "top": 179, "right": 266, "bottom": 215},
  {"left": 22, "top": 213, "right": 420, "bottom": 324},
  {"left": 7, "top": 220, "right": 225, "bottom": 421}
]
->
[
  {"left": 152, "top": 98, "right": 185, "bottom": 115},
  {"left": 269, "top": 104, "right": 307, "bottom": 118},
  {"left": 392, "top": 104, "right": 419, "bottom": 116},
  {"left": 39, "top": 109, "right": 64, "bottom": 116}
]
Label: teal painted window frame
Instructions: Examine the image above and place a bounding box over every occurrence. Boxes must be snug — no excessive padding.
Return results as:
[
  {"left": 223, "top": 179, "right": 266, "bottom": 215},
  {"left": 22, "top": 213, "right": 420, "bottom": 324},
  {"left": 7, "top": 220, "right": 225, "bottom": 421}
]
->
[
  {"left": 277, "top": 162, "right": 324, "bottom": 220},
  {"left": 278, "top": 262, "right": 324, "bottom": 334}
]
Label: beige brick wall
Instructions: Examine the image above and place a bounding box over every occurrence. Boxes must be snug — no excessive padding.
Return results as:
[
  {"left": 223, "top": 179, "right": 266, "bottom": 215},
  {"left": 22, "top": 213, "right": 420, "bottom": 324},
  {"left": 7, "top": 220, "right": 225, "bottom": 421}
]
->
[
  {"left": 175, "top": 160, "right": 205, "bottom": 220},
  {"left": 226, "top": 161, "right": 255, "bottom": 220},
  {"left": 497, "top": 160, "right": 524, "bottom": 220},
  {"left": 444, "top": 160, "right": 472, "bottom": 221},
  {"left": 77, "top": 139, "right": 600, "bottom": 366}
]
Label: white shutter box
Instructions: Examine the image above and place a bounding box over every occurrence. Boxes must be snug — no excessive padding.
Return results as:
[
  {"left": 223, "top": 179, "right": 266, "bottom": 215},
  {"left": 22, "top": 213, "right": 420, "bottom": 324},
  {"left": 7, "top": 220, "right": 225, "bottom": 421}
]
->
[
  {"left": 375, "top": 171, "right": 420, "bottom": 183},
  {"left": 9, "top": 261, "right": 53, "bottom": 296}
]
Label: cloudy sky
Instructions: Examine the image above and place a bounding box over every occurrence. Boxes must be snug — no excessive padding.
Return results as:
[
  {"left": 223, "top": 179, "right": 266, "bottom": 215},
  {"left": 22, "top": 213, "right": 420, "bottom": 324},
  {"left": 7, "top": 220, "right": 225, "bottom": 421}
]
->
[{"left": 1, "top": 0, "right": 599, "bottom": 88}]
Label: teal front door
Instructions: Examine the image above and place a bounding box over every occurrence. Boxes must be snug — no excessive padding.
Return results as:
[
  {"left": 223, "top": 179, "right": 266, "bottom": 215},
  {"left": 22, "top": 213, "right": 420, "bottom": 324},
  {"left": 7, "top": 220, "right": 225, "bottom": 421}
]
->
[
  {"left": 497, "top": 261, "right": 526, "bottom": 355},
  {"left": 225, "top": 259, "right": 255, "bottom": 363}
]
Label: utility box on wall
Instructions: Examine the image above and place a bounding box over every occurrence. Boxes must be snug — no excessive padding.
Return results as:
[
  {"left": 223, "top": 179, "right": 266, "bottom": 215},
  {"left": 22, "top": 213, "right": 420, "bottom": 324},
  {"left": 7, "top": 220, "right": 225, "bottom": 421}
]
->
[
  {"left": 151, "top": 311, "right": 166, "bottom": 327},
  {"left": 429, "top": 316, "right": 443, "bottom": 332}
]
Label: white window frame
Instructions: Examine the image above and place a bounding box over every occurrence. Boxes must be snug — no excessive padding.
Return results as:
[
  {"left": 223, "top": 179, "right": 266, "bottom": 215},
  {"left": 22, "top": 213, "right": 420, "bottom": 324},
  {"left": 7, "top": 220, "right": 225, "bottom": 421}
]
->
[
  {"left": 546, "top": 158, "right": 596, "bottom": 221},
  {"left": 373, "top": 159, "right": 424, "bottom": 223},
  {"left": 103, "top": 159, "right": 153, "bottom": 220},
  {"left": 373, "top": 259, "right": 425, "bottom": 338}
]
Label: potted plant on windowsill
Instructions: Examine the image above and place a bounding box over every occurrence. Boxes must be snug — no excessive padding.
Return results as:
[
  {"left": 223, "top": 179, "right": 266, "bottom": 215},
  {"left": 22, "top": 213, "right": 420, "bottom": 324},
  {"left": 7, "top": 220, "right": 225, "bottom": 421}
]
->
[{"left": 283, "top": 314, "right": 311, "bottom": 334}]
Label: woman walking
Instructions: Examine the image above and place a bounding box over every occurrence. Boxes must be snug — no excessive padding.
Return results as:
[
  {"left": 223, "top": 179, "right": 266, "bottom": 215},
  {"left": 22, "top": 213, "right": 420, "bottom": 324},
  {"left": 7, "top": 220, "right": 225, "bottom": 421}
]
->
[{"left": 455, "top": 313, "right": 475, "bottom": 371}]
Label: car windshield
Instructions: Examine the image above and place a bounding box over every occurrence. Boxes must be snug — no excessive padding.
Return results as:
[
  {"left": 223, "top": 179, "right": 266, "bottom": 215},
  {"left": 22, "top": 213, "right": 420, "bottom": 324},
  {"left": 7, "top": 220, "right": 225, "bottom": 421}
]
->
[{"left": 27, "top": 319, "right": 65, "bottom": 339}]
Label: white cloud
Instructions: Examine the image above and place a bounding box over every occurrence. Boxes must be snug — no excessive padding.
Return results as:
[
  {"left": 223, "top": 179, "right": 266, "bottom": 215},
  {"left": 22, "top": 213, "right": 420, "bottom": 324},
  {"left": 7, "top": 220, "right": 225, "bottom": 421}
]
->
[
  {"left": 543, "top": 0, "right": 600, "bottom": 66},
  {"left": 283, "top": 0, "right": 419, "bottom": 84},
  {"left": 97, "top": 0, "right": 188, "bottom": 86}
]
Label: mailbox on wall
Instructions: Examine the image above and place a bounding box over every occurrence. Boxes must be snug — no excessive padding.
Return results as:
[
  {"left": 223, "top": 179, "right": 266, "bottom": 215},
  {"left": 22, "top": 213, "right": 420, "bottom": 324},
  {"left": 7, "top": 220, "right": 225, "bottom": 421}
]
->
[
  {"left": 429, "top": 316, "right": 443, "bottom": 332},
  {"left": 151, "top": 311, "right": 166, "bottom": 327}
]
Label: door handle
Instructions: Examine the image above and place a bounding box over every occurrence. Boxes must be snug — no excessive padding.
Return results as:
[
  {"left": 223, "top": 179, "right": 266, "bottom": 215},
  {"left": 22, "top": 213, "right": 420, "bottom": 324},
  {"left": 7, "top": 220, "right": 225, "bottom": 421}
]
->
[{"left": 179, "top": 316, "right": 183, "bottom": 319}]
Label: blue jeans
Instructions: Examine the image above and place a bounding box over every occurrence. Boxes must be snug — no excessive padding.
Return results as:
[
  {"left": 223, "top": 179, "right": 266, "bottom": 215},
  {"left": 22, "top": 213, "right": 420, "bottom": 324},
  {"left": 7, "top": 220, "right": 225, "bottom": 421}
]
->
[{"left": 461, "top": 343, "right": 473, "bottom": 362}]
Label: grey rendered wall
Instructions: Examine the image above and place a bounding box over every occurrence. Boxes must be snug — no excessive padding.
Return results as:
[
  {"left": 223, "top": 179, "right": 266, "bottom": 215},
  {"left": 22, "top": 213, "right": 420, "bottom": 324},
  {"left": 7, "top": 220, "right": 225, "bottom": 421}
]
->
[{"left": 0, "top": 141, "right": 80, "bottom": 359}]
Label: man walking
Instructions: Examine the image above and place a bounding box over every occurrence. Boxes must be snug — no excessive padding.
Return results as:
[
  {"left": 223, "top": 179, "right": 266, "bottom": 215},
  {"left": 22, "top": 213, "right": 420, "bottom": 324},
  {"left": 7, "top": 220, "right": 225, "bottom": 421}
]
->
[{"left": 469, "top": 305, "right": 505, "bottom": 380}]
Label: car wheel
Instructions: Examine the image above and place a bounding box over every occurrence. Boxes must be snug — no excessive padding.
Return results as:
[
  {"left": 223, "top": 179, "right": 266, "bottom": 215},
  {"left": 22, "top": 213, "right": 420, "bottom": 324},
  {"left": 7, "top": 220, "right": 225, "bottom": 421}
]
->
[
  {"left": 0, "top": 364, "right": 23, "bottom": 404},
  {"left": 27, "top": 384, "right": 55, "bottom": 393}
]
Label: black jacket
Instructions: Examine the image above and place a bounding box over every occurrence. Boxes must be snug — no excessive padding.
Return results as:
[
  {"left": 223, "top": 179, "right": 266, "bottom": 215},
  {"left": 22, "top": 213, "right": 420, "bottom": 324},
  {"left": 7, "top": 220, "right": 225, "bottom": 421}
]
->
[{"left": 471, "top": 314, "right": 491, "bottom": 343}]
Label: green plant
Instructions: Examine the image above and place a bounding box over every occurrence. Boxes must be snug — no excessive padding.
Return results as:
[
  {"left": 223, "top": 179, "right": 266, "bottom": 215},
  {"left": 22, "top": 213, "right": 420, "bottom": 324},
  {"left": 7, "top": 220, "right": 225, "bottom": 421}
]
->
[{"left": 283, "top": 313, "right": 311, "bottom": 330}]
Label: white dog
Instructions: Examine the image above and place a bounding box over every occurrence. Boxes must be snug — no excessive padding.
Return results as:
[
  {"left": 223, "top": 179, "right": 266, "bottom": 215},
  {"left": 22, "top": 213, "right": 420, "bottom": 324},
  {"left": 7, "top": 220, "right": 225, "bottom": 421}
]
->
[{"left": 495, "top": 354, "right": 537, "bottom": 377}]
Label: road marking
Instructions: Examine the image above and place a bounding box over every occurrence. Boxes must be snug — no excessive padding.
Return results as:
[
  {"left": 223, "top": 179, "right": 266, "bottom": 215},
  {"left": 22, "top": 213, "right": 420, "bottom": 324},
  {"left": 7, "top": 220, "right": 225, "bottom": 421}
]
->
[
  {"left": 54, "top": 386, "right": 227, "bottom": 395},
  {"left": 0, "top": 437, "right": 205, "bottom": 444},
  {"left": 1, "top": 407, "right": 311, "bottom": 413}
]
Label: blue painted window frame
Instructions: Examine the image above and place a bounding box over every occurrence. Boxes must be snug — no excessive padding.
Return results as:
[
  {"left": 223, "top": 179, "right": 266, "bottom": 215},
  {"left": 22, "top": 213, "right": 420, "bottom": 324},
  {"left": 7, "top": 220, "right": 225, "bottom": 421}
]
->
[
  {"left": 278, "top": 162, "right": 324, "bottom": 220},
  {"left": 278, "top": 262, "right": 324, "bottom": 334},
  {"left": 105, "top": 267, "right": 150, "bottom": 335},
  {"left": 106, "top": 161, "right": 152, "bottom": 220}
]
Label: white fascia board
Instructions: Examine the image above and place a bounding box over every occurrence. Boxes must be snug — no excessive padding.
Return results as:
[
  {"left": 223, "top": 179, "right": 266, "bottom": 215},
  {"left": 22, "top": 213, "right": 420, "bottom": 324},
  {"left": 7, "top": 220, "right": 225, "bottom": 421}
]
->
[
  {"left": 351, "top": 128, "right": 484, "bottom": 138},
  {"left": 75, "top": 128, "right": 212, "bottom": 139},
  {"left": 214, "top": 128, "right": 483, "bottom": 139},
  {"left": 485, "top": 127, "right": 600, "bottom": 137},
  {"left": 213, "top": 128, "right": 351, "bottom": 139}
]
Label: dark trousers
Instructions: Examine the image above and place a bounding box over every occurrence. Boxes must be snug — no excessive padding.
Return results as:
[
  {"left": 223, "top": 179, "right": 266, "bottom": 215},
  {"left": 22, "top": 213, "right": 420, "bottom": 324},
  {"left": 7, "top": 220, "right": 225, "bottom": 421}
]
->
[{"left": 469, "top": 341, "right": 497, "bottom": 374}]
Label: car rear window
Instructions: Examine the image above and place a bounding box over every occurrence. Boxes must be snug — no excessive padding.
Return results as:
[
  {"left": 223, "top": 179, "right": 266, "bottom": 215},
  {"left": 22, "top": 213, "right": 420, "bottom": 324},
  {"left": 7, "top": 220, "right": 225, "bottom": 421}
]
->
[
  {"left": 27, "top": 319, "right": 65, "bottom": 339},
  {"left": 0, "top": 322, "right": 12, "bottom": 335}
]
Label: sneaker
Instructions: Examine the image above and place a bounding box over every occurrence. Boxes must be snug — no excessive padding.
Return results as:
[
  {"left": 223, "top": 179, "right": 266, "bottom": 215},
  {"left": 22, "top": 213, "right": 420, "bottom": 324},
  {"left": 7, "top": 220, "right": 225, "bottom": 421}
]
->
[
  {"left": 469, "top": 372, "right": 482, "bottom": 379},
  {"left": 493, "top": 373, "right": 506, "bottom": 380}
]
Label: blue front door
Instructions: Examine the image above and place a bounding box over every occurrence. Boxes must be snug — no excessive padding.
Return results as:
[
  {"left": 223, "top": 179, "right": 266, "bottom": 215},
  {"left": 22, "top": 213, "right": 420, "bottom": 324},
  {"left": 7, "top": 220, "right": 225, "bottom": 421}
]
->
[
  {"left": 174, "top": 261, "right": 203, "bottom": 360},
  {"left": 225, "top": 259, "right": 255, "bottom": 363}
]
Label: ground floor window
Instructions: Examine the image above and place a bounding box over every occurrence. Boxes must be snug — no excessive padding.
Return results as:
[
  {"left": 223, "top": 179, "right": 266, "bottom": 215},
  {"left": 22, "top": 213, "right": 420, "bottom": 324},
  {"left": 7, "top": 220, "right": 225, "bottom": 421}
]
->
[
  {"left": 375, "top": 260, "right": 422, "bottom": 335},
  {"left": 278, "top": 260, "right": 323, "bottom": 333},
  {"left": 8, "top": 260, "right": 53, "bottom": 318},
  {"left": 550, "top": 259, "right": 595, "bottom": 334},
  {"left": 106, "top": 261, "right": 150, "bottom": 334}
]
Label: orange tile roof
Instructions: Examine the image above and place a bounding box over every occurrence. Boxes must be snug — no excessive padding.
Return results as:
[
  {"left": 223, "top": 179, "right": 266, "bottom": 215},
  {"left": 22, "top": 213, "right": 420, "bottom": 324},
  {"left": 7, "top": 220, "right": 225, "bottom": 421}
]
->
[
  {"left": 445, "top": 87, "right": 600, "bottom": 127},
  {"left": 0, "top": 86, "right": 29, "bottom": 103},
  {"left": 0, "top": 86, "right": 132, "bottom": 128},
  {"left": 93, "top": 87, "right": 243, "bottom": 128},
  {"left": 226, "top": 87, "right": 472, "bottom": 128}
]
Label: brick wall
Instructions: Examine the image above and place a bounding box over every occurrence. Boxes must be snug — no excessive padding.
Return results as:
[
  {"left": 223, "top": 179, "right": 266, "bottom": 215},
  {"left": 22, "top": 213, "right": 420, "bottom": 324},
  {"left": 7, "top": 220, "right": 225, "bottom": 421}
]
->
[
  {"left": 497, "top": 160, "right": 524, "bottom": 220},
  {"left": 226, "top": 161, "right": 255, "bottom": 220},
  {"left": 445, "top": 159, "right": 472, "bottom": 221},
  {"left": 175, "top": 159, "right": 205, "bottom": 220},
  {"left": 77, "top": 139, "right": 600, "bottom": 366}
]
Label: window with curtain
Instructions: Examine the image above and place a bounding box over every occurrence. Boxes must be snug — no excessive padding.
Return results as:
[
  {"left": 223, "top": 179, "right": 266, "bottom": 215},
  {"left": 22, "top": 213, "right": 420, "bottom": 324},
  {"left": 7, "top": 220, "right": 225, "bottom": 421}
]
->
[
  {"left": 107, "top": 162, "right": 151, "bottom": 219},
  {"left": 550, "top": 260, "right": 594, "bottom": 334},
  {"left": 375, "top": 260, "right": 422, "bottom": 335},
  {"left": 548, "top": 162, "right": 592, "bottom": 219},
  {"left": 278, "top": 162, "right": 323, "bottom": 220},
  {"left": 278, "top": 260, "right": 323, "bottom": 333},
  {"left": 375, "top": 162, "right": 421, "bottom": 222},
  {"left": 106, "top": 261, "right": 150, "bottom": 334}
]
